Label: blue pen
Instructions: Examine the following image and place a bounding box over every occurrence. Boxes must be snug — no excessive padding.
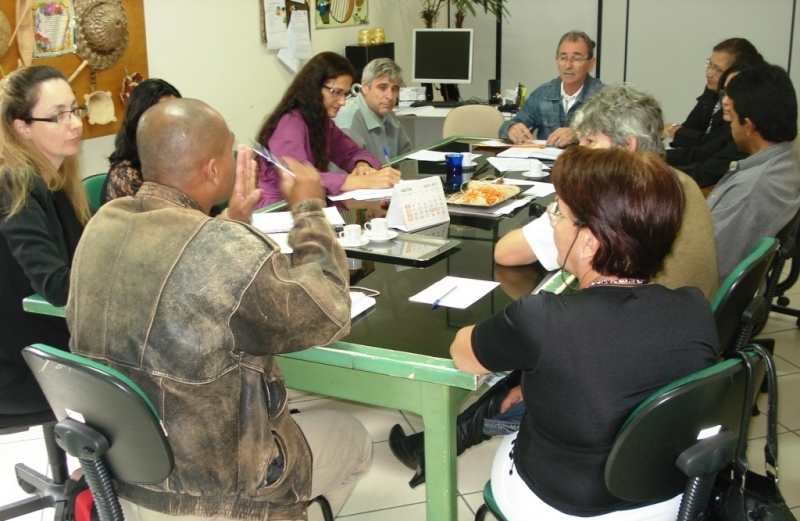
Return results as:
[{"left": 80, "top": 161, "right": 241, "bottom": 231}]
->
[
  {"left": 432, "top": 284, "right": 458, "bottom": 311},
  {"left": 382, "top": 146, "right": 391, "bottom": 167}
]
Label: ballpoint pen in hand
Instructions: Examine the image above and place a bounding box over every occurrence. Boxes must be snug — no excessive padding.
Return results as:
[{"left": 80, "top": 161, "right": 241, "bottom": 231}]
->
[
  {"left": 382, "top": 146, "right": 391, "bottom": 167},
  {"left": 250, "top": 140, "right": 296, "bottom": 178},
  {"left": 432, "top": 284, "right": 458, "bottom": 311}
]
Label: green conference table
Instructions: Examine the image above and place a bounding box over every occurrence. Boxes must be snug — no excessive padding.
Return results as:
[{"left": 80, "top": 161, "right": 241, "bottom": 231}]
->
[{"left": 25, "top": 137, "right": 568, "bottom": 520}]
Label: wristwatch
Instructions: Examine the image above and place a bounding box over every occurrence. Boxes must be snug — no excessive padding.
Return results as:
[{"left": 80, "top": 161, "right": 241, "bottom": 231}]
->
[{"left": 668, "top": 123, "right": 680, "bottom": 135}]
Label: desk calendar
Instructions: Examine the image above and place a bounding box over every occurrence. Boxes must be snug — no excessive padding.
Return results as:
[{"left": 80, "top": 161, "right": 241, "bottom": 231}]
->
[{"left": 386, "top": 177, "right": 450, "bottom": 232}]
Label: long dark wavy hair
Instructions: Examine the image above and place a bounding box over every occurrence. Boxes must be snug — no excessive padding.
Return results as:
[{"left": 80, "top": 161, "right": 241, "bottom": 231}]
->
[
  {"left": 108, "top": 78, "right": 181, "bottom": 171},
  {"left": 256, "top": 52, "right": 354, "bottom": 171}
]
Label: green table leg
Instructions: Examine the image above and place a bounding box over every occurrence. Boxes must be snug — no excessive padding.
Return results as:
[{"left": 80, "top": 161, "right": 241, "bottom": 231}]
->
[
  {"left": 274, "top": 357, "right": 473, "bottom": 521},
  {"left": 421, "top": 382, "right": 468, "bottom": 521}
]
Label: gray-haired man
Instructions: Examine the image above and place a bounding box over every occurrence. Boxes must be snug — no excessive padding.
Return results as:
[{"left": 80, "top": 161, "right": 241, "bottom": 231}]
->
[{"left": 335, "top": 58, "right": 413, "bottom": 161}]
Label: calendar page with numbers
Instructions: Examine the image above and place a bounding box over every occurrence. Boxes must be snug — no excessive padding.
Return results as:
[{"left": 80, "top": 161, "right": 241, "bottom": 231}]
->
[{"left": 386, "top": 177, "right": 450, "bottom": 232}]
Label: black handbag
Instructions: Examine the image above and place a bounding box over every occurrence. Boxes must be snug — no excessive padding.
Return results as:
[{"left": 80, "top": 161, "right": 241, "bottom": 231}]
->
[{"left": 708, "top": 345, "right": 795, "bottom": 521}]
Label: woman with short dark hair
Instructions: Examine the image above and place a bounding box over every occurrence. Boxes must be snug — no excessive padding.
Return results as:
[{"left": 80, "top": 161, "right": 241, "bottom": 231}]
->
[
  {"left": 451, "top": 147, "right": 718, "bottom": 520},
  {"left": 102, "top": 78, "right": 181, "bottom": 204},
  {"left": 254, "top": 51, "right": 400, "bottom": 208}
]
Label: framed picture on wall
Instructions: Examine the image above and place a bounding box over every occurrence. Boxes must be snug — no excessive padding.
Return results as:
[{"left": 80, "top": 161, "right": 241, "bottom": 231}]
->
[{"left": 315, "top": 0, "right": 368, "bottom": 28}]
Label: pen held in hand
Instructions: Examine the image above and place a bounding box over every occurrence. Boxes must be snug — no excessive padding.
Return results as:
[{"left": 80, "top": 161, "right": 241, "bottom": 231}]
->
[
  {"left": 250, "top": 140, "right": 296, "bottom": 178},
  {"left": 382, "top": 146, "right": 391, "bottom": 167},
  {"left": 432, "top": 284, "right": 458, "bottom": 311}
]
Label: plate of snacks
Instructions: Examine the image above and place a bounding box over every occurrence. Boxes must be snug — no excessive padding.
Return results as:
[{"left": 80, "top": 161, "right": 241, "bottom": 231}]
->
[{"left": 446, "top": 180, "right": 521, "bottom": 207}]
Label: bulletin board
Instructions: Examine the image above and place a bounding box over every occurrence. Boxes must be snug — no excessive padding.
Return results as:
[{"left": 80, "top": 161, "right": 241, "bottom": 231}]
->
[{"left": 0, "top": 0, "right": 148, "bottom": 139}]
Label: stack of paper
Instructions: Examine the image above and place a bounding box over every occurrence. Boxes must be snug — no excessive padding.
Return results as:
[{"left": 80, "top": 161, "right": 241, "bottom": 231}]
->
[
  {"left": 487, "top": 157, "right": 552, "bottom": 173},
  {"left": 497, "top": 147, "right": 563, "bottom": 160}
]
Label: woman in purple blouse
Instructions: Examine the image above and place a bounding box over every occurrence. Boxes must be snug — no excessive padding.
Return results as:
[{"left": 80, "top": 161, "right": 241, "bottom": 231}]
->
[{"left": 255, "top": 52, "right": 401, "bottom": 208}]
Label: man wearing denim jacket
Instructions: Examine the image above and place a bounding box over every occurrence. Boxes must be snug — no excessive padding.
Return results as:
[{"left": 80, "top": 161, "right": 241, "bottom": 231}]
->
[
  {"left": 499, "top": 31, "right": 605, "bottom": 147},
  {"left": 67, "top": 99, "right": 371, "bottom": 521}
]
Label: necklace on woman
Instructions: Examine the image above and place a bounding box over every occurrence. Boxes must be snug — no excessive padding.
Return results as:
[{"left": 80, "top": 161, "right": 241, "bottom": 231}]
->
[{"left": 585, "top": 278, "right": 646, "bottom": 289}]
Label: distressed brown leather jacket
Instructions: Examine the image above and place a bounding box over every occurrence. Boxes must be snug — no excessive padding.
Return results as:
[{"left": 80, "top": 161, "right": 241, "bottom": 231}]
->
[{"left": 67, "top": 183, "right": 351, "bottom": 521}]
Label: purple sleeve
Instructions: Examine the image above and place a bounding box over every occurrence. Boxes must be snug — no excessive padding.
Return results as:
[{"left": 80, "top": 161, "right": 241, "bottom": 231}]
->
[{"left": 326, "top": 120, "right": 381, "bottom": 172}]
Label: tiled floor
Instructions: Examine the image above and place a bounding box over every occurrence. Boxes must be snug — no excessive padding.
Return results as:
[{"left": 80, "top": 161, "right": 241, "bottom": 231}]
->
[{"left": 2, "top": 286, "right": 799, "bottom": 521}]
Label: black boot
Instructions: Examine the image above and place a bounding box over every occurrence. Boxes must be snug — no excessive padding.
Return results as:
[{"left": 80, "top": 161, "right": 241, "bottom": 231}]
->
[{"left": 388, "top": 371, "right": 522, "bottom": 488}]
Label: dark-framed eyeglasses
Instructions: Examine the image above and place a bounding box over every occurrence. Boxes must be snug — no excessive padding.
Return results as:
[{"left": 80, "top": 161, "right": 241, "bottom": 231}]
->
[
  {"left": 705, "top": 58, "right": 725, "bottom": 76},
  {"left": 25, "top": 105, "right": 88, "bottom": 124},
  {"left": 322, "top": 85, "right": 347, "bottom": 99},
  {"left": 546, "top": 198, "right": 581, "bottom": 226}
]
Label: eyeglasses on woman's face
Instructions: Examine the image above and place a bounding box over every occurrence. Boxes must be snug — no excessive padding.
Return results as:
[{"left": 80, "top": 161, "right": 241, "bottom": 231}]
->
[
  {"left": 546, "top": 198, "right": 581, "bottom": 227},
  {"left": 322, "top": 85, "right": 348, "bottom": 100},
  {"left": 25, "top": 105, "right": 88, "bottom": 124}
]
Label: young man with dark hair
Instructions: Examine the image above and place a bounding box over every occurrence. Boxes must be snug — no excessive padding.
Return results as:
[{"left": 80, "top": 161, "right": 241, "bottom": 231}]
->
[{"left": 708, "top": 63, "right": 800, "bottom": 282}]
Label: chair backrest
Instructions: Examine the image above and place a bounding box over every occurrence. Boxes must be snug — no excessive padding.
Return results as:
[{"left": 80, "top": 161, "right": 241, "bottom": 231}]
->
[
  {"left": 605, "top": 353, "right": 757, "bottom": 502},
  {"left": 442, "top": 105, "right": 505, "bottom": 139},
  {"left": 82, "top": 173, "right": 108, "bottom": 215},
  {"left": 712, "top": 237, "right": 778, "bottom": 354},
  {"left": 22, "top": 344, "right": 173, "bottom": 485}
]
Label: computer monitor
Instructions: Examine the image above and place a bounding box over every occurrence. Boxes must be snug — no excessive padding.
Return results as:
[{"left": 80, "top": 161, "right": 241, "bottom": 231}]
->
[{"left": 412, "top": 29, "right": 474, "bottom": 84}]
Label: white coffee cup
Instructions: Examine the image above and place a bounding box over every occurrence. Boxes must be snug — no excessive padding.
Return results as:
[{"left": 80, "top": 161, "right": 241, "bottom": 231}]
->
[
  {"left": 526, "top": 160, "right": 544, "bottom": 178},
  {"left": 338, "top": 224, "right": 362, "bottom": 245},
  {"left": 365, "top": 218, "right": 389, "bottom": 240}
]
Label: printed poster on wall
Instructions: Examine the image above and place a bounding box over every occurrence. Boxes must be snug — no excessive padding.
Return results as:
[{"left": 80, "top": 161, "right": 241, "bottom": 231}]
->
[
  {"left": 315, "top": 0, "right": 368, "bottom": 28},
  {"left": 32, "top": 0, "right": 76, "bottom": 58}
]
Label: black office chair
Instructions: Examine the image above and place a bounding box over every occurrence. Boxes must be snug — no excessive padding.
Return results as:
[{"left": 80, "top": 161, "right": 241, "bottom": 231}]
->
[
  {"left": 711, "top": 237, "right": 778, "bottom": 356},
  {"left": 759, "top": 209, "right": 800, "bottom": 332},
  {"left": 21, "top": 344, "right": 336, "bottom": 521},
  {"left": 0, "top": 412, "right": 82, "bottom": 521},
  {"left": 22, "top": 344, "right": 174, "bottom": 521},
  {"left": 475, "top": 350, "right": 763, "bottom": 521},
  {"left": 605, "top": 349, "right": 763, "bottom": 521}
]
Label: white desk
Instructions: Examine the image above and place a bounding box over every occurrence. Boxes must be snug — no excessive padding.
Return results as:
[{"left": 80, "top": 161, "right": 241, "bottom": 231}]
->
[
  {"left": 396, "top": 106, "right": 512, "bottom": 149},
  {"left": 396, "top": 107, "right": 453, "bottom": 149}
]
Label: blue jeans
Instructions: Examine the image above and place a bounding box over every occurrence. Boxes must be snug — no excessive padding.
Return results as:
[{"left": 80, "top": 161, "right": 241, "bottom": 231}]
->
[{"left": 483, "top": 400, "right": 524, "bottom": 436}]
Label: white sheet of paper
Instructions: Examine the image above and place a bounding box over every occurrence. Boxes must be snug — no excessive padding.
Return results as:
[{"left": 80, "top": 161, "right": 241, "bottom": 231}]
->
[
  {"left": 496, "top": 147, "right": 536, "bottom": 158},
  {"left": 327, "top": 188, "right": 395, "bottom": 201},
  {"left": 263, "top": 0, "right": 288, "bottom": 50},
  {"left": 502, "top": 178, "right": 538, "bottom": 186},
  {"left": 350, "top": 291, "right": 376, "bottom": 318},
  {"left": 409, "top": 276, "right": 500, "bottom": 310},
  {"left": 277, "top": 48, "right": 300, "bottom": 72},
  {"left": 266, "top": 232, "right": 292, "bottom": 253},
  {"left": 405, "top": 150, "right": 482, "bottom": 163},
  {"left": 487, "top": 157, "right": 552, "bottom": 172},
  {"left": 252, "top": 206, "right": 344, "bottom": 233},
  {"left": 527, "top": 148, "right": 564, "bottom": 160},
  {"left": 477, "top": 140, "right": 510, "bottom": 147},
  {"left": 520, "top": 182, "right": 557, "bottom": 197},
  {"left": 287, "top": 10, "right": 311, "bottom": 59},
  {"left": 497, "top": 146, "right": 563, "bottom": 160}
]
